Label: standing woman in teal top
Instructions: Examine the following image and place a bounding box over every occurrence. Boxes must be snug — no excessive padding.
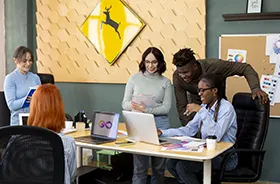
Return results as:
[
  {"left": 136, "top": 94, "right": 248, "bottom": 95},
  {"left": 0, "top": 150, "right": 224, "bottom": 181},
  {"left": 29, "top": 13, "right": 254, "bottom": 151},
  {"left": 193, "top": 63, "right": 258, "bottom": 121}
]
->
[
  {"left": 122, "top": 47, "right": 172, "bottom": 184},
  {"left": 4, "top": 46, "right": 41, "bottom": 125}
]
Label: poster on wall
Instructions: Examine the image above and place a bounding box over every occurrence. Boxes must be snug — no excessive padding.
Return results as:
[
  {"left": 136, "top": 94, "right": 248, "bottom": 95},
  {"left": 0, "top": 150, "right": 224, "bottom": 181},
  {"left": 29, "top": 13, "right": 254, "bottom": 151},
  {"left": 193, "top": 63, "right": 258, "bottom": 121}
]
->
[
  {"left": 265, "top": 34, "right": 280, "bottom": 63},
  {"left": 80, "top": 0, "right": 146, "bottom": 65},
  {"left": 260, "top": 75, "right": 280, "bottom": 105},
  {"left": 227, "top": 49, "right": 247, "bottom": 63}
]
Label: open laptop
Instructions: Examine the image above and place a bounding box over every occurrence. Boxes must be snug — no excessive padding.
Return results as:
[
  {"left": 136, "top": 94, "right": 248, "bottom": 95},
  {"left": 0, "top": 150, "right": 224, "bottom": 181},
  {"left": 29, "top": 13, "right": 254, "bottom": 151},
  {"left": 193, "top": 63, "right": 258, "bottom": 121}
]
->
[
  {"left": 75, "top": 111, "right": 120, "bottom": 144},
  {"left": 122, "top": 111, "right": 178, "bottom": 145},
  {"left": 18, "top": 113, "right": 29, "bottom": 125}
]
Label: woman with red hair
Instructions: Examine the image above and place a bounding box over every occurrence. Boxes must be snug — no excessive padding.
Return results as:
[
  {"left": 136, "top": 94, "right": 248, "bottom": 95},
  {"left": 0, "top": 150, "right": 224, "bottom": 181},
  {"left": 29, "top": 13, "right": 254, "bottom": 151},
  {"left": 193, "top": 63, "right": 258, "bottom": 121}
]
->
[{"left": 28, "top": 84, "right": 76, "bottom": 184}]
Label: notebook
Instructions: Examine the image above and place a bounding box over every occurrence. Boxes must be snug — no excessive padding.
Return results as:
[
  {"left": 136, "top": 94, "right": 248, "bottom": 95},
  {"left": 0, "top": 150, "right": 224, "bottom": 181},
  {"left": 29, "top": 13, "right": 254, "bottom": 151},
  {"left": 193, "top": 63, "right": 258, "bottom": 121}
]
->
[
  {"left": 21, "top": 86, "right": 38, "bottom": 108},
  {"left": 122, "top": 110, "right": 179, "bottom": 145},
  {"left": 75, "top": 111, "right": 120, "bottom": 144}
]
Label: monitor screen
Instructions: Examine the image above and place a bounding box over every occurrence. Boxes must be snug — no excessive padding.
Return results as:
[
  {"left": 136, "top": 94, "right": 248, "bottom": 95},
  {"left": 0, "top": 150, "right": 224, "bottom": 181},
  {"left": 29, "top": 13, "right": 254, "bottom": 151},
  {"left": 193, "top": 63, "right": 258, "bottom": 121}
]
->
[
  {"left": 92, "top": 111, "right": 119, "bottom": 139},
  {"left": 19, "top": 113, "right": 29, "bottom": 125}
]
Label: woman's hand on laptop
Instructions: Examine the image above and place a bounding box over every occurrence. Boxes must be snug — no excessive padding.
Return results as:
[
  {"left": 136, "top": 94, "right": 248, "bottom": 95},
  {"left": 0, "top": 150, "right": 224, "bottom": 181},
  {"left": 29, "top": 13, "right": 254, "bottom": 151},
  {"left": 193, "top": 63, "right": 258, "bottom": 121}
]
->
[
  {"left": 131, "top": 101, "right": 146, "bottom": 112},
  {"left": 157, "top": 129, "right": 162, "bottom": 137}
]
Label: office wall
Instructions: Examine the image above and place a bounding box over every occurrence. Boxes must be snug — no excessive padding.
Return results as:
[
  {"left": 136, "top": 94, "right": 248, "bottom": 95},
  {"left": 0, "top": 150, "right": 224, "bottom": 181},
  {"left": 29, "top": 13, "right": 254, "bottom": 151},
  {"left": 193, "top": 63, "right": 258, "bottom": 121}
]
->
[
  {"left": 4, "top": 0, "right": 37, "bottom": 73},
  {"left": 4, "top": 0, "right": 280, "bottom": 182},
  {"left": 207, "top": 0, "right": 280, "bottom": 182},
  {"left": 0, "top": 0, "right": 5, "bottom": 90}
]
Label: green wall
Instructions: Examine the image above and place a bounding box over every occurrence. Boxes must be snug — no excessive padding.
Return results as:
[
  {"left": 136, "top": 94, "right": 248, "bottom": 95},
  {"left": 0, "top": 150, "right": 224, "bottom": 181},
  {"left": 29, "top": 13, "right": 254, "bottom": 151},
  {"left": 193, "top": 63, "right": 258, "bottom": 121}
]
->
[
  {"left": 207, "top": 1, "right": 280, "bottom": 181},
  {"left": 4, "top": 0, "right": 280, "bottom": 182}
]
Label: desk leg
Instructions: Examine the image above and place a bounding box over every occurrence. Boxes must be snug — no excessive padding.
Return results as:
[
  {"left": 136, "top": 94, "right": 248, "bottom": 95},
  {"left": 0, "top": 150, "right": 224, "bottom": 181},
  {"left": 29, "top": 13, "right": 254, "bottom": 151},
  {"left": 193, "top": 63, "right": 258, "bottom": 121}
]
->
[
  {"left": 203, "top": 160, "right": 211, "bottom": 184},
  {"left": 76, "top": 146, "right": 82, "bottom": 168}
]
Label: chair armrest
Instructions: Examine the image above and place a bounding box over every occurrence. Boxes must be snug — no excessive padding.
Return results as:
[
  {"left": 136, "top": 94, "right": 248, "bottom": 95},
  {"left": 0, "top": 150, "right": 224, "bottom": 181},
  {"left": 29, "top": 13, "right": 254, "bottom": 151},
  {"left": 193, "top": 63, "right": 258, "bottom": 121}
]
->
[{"left": 218, "top": 148, "right": 266, "bottom": 180}]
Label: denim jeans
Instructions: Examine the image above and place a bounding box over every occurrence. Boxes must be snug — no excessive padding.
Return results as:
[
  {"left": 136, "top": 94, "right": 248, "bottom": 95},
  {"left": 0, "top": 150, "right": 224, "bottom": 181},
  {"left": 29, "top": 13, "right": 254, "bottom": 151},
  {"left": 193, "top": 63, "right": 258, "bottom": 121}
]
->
[
  {"left": 132, "top": 155, "right": 166, "bottom": 184},
  {"left": 167, "top": 152, "right": 237, "bottom": 184},
  {"left": 132, "top": 115, "right": 170, "bottom": 184}
]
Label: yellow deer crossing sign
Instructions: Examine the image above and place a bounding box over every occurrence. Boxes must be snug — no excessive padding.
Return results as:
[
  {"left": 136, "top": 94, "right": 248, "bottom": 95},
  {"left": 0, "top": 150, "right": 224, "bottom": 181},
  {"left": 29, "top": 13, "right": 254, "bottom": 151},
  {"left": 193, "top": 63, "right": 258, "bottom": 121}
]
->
[
  {"left": 80, "top": 0, "right": 145, "bottom": 65},
  {"left": 101, "top": 5, "right": 121, "bottom": 39}
]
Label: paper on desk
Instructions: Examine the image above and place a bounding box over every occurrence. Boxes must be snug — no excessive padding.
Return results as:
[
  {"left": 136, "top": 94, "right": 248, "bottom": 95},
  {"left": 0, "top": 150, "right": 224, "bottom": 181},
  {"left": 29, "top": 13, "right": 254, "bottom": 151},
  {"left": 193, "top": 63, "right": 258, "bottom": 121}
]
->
[
  {"left": 118, "top": 130, "right": 128, "bottom": 136},
  {"left": 161, "top": 143, "right": 204, "bottom": 152},
  {"left": 183, "top": 141, "right": 206, "bottom": 148},
  {"left": 167, "top": 136, "right": 204, "bottom": 142}
]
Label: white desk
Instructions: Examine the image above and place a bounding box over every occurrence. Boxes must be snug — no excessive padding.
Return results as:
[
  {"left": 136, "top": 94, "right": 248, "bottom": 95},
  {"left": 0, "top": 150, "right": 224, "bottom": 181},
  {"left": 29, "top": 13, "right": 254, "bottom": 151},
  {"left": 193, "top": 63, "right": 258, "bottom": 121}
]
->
[{"left": 68, "top": 123, "right": 233, "bottom": 184}]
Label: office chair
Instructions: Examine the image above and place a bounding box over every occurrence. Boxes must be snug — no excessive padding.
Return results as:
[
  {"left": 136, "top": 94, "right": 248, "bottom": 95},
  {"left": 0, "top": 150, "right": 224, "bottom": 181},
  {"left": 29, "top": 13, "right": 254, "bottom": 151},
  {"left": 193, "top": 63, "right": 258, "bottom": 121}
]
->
[
  {"left": 0, "top": 91, "right": 10, "bottom": 127},
  {"left": 0, "top": 126, "right": 65, "bottom": 184},
  {"left": 218, "top": 92, "right": 270, "bottom": 183},
  {"left": 65, "top": 113, "right": 73, "bottom": 121},
  {"left": 36, "top": 73, "right": 55, "bottom": 84}
]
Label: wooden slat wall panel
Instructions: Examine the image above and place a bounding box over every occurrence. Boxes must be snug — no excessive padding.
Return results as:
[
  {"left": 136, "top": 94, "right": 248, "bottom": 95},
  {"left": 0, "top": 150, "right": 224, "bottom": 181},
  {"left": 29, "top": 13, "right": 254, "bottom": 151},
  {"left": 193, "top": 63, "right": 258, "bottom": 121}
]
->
[{"left": 36, "top": 0, "right": 206, "bottom": 83}]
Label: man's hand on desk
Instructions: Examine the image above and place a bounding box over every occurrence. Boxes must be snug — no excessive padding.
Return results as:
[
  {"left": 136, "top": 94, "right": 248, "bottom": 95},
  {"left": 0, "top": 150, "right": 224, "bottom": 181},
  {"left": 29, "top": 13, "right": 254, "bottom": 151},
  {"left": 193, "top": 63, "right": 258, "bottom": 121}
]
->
[{"left": 157, "top": 129, "right": 162, "bottom": 136}]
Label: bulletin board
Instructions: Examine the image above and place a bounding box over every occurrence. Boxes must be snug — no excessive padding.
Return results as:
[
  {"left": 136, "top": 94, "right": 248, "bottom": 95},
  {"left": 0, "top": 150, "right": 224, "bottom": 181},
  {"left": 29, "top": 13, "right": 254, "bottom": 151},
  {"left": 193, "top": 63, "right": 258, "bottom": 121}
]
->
[{"left": 219, "top": 34, "right": 279, "bottom": 118}]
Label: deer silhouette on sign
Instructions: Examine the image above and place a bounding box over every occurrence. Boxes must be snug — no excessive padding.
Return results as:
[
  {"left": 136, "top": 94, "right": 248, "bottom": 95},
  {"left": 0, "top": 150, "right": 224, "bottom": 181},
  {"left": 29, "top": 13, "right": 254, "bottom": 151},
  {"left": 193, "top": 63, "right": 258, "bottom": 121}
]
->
[{"left": 101, "top": 5, "right": 121, "bottom": 39}]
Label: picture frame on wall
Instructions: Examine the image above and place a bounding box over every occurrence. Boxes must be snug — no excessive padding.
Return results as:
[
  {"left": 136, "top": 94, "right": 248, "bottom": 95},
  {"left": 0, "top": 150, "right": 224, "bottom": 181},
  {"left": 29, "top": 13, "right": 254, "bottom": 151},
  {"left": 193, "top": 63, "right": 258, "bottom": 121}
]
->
[{"left": 247, "top": 0, "right": 262, "bottom": 13}]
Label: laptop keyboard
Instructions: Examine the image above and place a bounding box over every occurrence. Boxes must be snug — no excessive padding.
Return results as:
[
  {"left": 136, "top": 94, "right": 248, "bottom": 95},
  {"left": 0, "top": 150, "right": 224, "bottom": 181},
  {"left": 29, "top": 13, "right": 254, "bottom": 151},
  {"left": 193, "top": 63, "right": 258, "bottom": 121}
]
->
[{"left": 75, "top": 136, "right": 115, "bottom": 144}]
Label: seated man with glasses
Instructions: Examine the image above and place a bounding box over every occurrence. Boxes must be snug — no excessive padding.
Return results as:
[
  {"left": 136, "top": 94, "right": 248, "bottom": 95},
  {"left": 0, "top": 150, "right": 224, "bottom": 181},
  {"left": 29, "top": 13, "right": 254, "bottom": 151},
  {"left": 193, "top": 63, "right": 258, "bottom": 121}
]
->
[{"left": 172, "top": 48, "right": 268, "bottom": 126}]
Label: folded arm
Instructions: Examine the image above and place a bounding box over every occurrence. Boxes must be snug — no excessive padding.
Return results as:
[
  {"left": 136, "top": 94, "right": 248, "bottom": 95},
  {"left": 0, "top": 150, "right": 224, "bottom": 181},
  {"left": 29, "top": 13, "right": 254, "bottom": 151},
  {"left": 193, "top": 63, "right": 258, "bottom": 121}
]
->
[{"left": 4, "top": 76, "right": 25, "bottom": 111}]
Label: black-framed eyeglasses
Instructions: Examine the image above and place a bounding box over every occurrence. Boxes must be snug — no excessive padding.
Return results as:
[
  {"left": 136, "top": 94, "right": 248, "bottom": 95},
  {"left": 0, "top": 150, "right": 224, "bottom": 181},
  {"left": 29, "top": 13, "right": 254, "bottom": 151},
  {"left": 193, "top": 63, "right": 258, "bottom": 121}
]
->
[
  {"left": 145, "top": 60, "right": 158, "bottom": 65},
  {"left": 197, "top": 87, "right": 213, "bottom": 93}
]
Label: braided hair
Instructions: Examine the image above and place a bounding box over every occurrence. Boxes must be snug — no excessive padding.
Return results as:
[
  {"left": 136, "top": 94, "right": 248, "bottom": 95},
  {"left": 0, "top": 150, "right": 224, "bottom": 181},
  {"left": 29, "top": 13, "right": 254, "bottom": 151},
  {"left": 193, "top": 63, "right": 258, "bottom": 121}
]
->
[{"left": 200, "top": 74, "right": 225, "bottom": 122}]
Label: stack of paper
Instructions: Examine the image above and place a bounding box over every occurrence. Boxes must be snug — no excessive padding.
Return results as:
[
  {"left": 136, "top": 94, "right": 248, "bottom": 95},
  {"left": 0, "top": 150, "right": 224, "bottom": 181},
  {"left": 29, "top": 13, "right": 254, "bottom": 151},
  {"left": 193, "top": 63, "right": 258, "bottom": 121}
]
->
[
  {"left": 182, "top": 141, "right": 206, "bottom": 149},
  {"left": 132, "top": 95, "right": 156, "bottom": 107},
  {"left": 160, "top": 140, "right": 205, "bottom": 152}
]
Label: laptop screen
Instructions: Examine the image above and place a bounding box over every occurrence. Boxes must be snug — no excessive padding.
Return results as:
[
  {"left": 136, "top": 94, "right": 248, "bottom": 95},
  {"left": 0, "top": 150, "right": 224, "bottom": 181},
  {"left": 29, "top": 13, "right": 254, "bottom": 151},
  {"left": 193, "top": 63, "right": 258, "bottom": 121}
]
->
[{"left": 91, "top": 111, "right": 119, "bottom": 139}]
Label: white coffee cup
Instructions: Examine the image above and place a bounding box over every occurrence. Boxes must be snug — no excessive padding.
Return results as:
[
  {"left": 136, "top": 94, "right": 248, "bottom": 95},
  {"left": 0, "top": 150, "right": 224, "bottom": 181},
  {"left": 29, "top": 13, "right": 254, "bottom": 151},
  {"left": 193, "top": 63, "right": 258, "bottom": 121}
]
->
[
  {"left": 206, "top": 135, "right": 217, "bottom": 150},
  {"left": 65, "top": 121, "right": 73, "bottom": 129},
  {"left": 76, "top": 122, "right": 85, "bottom": 131}
]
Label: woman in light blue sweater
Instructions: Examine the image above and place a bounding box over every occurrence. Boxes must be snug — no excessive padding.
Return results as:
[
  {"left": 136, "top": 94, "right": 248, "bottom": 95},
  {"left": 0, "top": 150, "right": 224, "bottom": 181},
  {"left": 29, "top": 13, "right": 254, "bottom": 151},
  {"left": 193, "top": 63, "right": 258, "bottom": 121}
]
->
[
  {"left": 122, "top": 47, "right": 172, "bottom": 184},
  {"left": 4, "top": 46, "right": 41, "bottom": 125}
]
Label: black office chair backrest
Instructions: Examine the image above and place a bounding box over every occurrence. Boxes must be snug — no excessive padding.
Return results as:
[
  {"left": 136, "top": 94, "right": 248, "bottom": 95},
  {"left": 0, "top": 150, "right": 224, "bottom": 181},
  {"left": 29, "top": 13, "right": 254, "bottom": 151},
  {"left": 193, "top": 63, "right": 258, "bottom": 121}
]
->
[
  {"left": 65, "top": 113, "right": 73, "bottom": 121},
  {"left": 36, "top": 73, "right": 55, "bottom": 84},
  {"left": 0, "top": 91, "right": 10, "bottom": 127},
  {"left": 0, "top": 126, "right": 65, "bottom": 184},
  {"left": 232, "top": 93, "right": 269, "bottom": 166}
]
